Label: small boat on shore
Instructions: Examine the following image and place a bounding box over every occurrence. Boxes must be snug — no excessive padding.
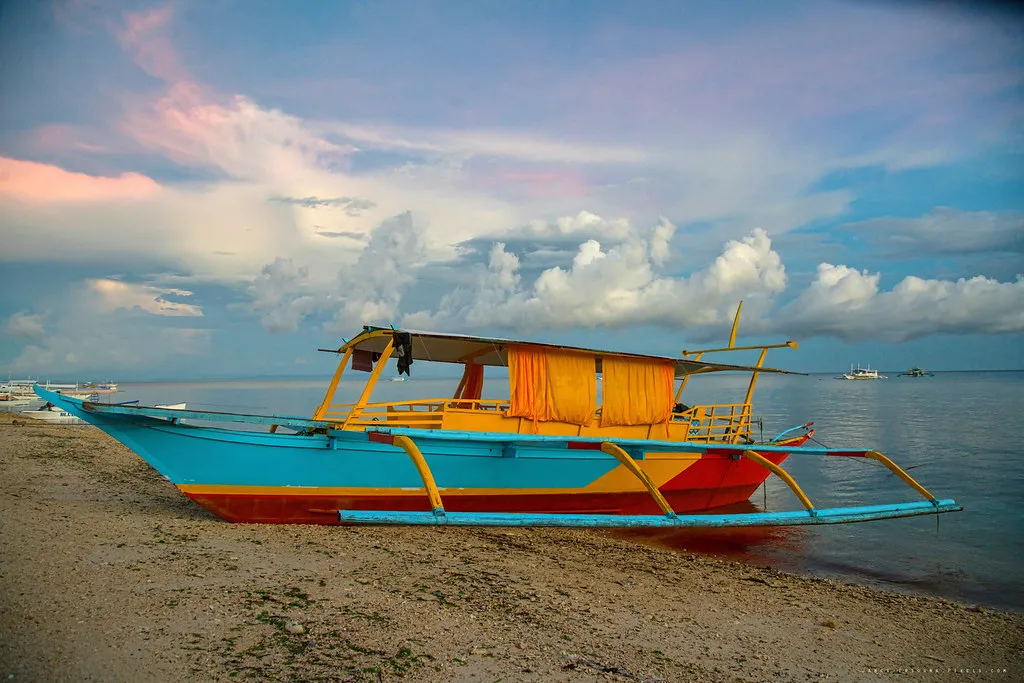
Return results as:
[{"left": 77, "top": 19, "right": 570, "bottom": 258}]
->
[
  {"left": 37, "top": 303, "right": 960, "bottom": 529},
  {"left": 19, "top": 402, "right": 89, "bottom": 424},
  {"left": 836, "top": 365, "right": 886, "bottom": 380},
  {"left": 899, "top": 367, "right": 935, "bottom": 378}
]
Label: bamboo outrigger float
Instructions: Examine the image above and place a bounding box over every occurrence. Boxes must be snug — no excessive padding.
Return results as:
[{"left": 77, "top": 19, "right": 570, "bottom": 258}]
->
[{"left": 37, "top": 304, "right": 961, "bottom": 527}]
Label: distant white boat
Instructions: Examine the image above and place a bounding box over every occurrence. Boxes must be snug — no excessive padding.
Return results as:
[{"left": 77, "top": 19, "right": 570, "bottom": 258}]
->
[
  {"left": 387, "top": 376, "right": 408, "bottom": 382},
  {"left": 837, "top": 365, "right": 886, "bottom": 380}
]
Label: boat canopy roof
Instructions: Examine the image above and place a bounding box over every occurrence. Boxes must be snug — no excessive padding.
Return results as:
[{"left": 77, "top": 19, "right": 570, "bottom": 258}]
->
[{"left": 326, "top": 326, "right": 801, "bottom": 378}]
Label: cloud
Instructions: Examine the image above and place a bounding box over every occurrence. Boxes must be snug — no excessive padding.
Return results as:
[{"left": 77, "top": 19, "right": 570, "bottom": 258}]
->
[
  {"left": 89, "top": 279, "right": 203, "bottom": 316},
  {"left": 3, "top": 2, "right": 931, "bottom": 295},
  {"left": 0, "top": 157, "right": 162, "bottom": 202},
  {"left": 313, "top": 228, "right": 366, "bottom": 240},
  {"left": 3, "top": 0, "right": 1022, "bottom": 375},
  {"left": 9, "top": 326, "right": 211, "bottom": 376},
  {"left": 503, "top": 210, "right": 634, "bottom": 245},
  {"left": 272, "top": 196, "right": 377, "bottom": 216},
  {"left": 324, "top": 122, "right": 650, "bottom": 165},
  {"left": 117, "top": 5, "right": 187, "bottom": 83},
  {"left": 247, "top": 258, "right": 320, "bottom": 333},
  {"left": 246, "top": 211, "right": 430, "bottom": 332},
  {"left": 777, "top": 264, "right": 1024, "bottom": 342},
  {"left": 549, "top": 3, "right": 1023, "bottom": 152},
  {"left": 329, "top": 211, "right": 428, "bottom": 329},
  {"left": 403, "top": 219, "right": 786, "bottom": 332},
  {"left": 4, "top": 312, "right": 46, "bottom": 341},
  {"left": 122, "top": 84, "right": 353, "bottom": 185},
  {"left": 5, "top": 277, "right": 211, "bottom": 377},
  {"left": 842, "top": 207, "right": 1024, "bottom": 256}
]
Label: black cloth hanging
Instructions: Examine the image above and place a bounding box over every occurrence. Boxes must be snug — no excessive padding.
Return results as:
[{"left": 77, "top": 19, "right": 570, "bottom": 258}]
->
[{"left": 394, "top": 331, "right": 414, "bottom": 376}]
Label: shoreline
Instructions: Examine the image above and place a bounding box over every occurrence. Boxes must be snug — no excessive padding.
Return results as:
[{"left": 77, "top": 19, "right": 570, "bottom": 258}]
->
[{"left": 1, "top": 413, "right": 1020, "bottom": 682}]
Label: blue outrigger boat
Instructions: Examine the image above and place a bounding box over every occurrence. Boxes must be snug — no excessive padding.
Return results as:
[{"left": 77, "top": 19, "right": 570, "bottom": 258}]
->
[{"left": 38, "top": 305, "right": 961, "bottom": 528}]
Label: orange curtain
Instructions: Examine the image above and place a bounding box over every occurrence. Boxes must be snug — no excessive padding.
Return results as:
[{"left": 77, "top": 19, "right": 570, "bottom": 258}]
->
[
  {"left": 507, "top": 346, "right": 596, "bottom": 426},
  {"left": 453, "top": 363, "right": 484, "bottom": 406},
  {"left": 600, "top": 356, "right": 675, "bottom": 427}
]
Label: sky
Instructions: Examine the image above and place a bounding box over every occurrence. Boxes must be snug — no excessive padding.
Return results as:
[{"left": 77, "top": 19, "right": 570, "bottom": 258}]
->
[{"left": 0, "top": 0, "right": 1022, "bottom": 381}]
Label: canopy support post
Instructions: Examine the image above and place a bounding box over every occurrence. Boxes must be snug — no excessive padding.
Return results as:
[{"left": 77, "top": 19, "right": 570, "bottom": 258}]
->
[
  {"left": 344, "top": 338, "right": 395, "bottom": 427},
  {"left": 314, "top": 346, "right": 353, "bottom": 420}
]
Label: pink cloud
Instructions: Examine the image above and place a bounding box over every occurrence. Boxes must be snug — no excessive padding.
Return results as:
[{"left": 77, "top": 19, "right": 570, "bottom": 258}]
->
[
  {"left": 32, "top": 124, "right": 110, "bottom": 153},
  {"left": 0, "top": 157, "right": 162, "bottom": 202},
  {"left": 109, "top": 6, "right": 352, "bottom": 181},
  {"left": 118, "top": 5, "right": 188, "bottom": 83},
  {"left": 468, "top": 166, "right": 591, "bottom": 200}
]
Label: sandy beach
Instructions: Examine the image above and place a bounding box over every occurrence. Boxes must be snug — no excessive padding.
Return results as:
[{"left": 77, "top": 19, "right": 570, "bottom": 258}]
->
[{"left": 1, "top": 412, "right": 1020, "bottom": 683}]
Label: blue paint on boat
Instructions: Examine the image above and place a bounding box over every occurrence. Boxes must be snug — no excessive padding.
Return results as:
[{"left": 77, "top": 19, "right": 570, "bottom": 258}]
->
[{"left": 35, "top": 387, "right": 625, "bottom": 489}]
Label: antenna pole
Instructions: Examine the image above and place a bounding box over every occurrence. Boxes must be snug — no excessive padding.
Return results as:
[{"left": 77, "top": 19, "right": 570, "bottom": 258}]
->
[{"left": 728, "top": 300, "right": 743, "bottom": 349}]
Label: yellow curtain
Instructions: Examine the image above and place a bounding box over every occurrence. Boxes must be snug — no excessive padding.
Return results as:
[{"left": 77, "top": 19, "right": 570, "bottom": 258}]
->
[
  {"left": 600, "top": 356, "right": 675, "bottom": 426},
  {"left": 507, "top": 346, "right": 596, "bottom": 426}
]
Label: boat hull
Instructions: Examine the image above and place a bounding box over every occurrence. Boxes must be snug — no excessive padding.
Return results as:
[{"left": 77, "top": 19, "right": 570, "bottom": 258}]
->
[
  {"left": 181, "top": 475, "right": 779, "bottom": 525},
  {"left": 38, "top": 389, "right": 796, "bottom": 525}
]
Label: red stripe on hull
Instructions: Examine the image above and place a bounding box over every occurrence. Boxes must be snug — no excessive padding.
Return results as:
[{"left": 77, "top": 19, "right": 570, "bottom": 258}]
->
[{"left": 182, "top": 446, "right": 799, "bottom": 525}]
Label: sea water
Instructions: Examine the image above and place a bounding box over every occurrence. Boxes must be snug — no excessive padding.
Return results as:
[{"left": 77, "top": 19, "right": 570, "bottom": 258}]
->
[{"left": 109, "top": 371, "right": 1024, "bottom": 611}]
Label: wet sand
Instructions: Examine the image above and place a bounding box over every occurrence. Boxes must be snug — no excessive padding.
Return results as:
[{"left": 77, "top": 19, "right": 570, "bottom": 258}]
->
[{"left": 1, "top": 412, "right": 1021, "bottom": 682}]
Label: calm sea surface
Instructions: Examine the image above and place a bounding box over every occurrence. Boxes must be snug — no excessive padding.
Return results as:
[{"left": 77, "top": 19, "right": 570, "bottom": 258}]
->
[{"left": 96, "top": 371, "right": 1023, "bottom": 611}]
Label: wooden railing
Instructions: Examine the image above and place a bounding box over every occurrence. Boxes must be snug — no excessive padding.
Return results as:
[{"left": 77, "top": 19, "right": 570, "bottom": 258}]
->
[
  {"left": 673, "top": 403, "right": 753, "bottom": 443},
  {"left": 321, "top": 398, "right": 754, "bottom": 443}
]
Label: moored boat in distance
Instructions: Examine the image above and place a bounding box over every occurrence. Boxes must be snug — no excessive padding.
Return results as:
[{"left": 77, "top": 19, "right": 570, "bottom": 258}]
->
[
  {"left": 899, "top": 367, "right": 935, "bottom": 377},
  {"left": 836, "top": 365, "right": 886, "bottom": 380},
  {"left": 37, "top": 303, "right": 960, "bottom": 529},
  {"left": 2, "top": 378, "right": 114, "bottom": 402}
]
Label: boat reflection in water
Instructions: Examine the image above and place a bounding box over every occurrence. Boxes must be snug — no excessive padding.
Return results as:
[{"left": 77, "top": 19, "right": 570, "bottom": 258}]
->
[{"left": 612, "top": 499, "right": 807, "bottom": 560}]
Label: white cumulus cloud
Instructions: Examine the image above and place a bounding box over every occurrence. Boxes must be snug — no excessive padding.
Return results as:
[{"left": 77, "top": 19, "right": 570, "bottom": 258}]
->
[
  {"left": 403, "top": 218, "right": 786, "bottom": 332},
  {"left": 330, "top": 212, "right": 429, "bottom": 329},
  {"left": 778, "top": 264, "right": 1024, "bottom": 341}
]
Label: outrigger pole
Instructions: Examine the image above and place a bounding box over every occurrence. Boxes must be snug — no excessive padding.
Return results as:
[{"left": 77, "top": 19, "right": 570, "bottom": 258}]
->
[{"left": 339, "top": 428, "right": 962, "bottom": 528}]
